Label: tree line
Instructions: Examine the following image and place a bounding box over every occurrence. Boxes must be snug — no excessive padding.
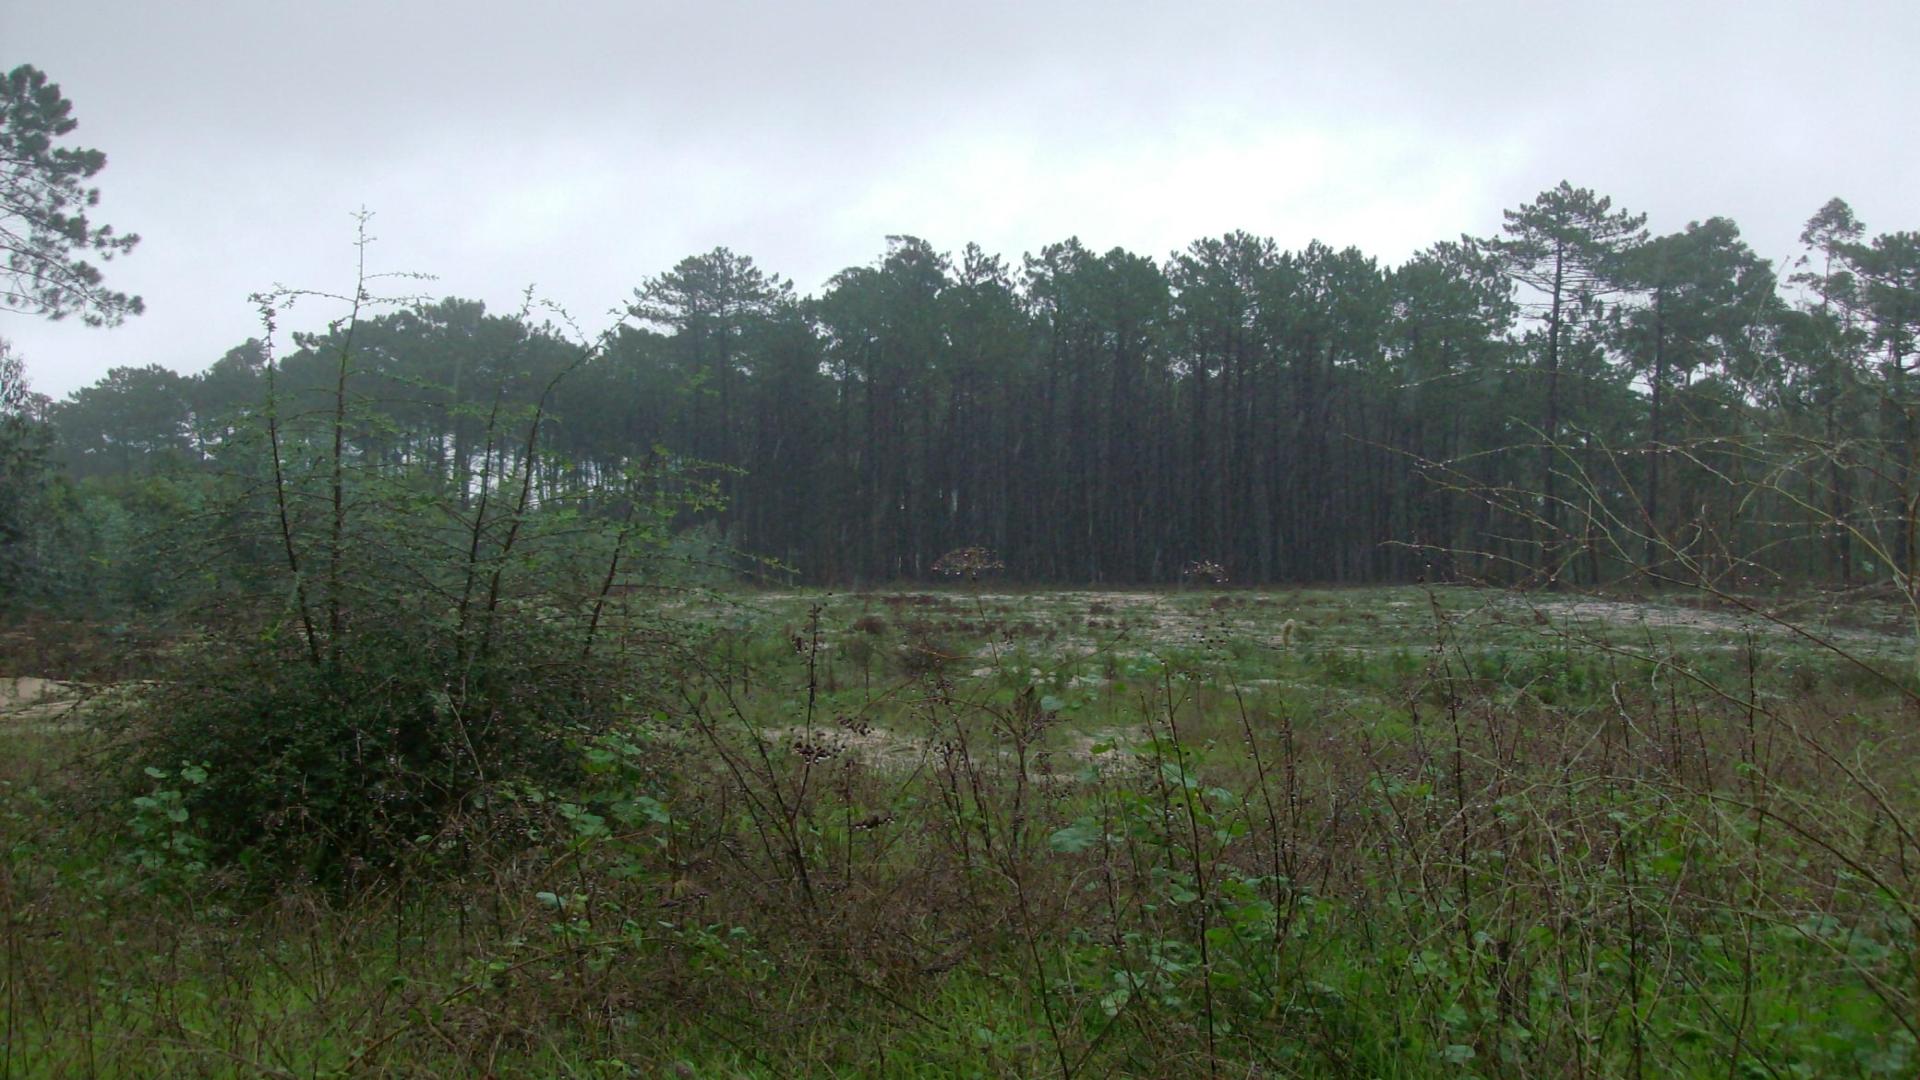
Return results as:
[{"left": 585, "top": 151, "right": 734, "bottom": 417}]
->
[{"left": 14, "top": 185, "right": 1920, "bottom": 594}]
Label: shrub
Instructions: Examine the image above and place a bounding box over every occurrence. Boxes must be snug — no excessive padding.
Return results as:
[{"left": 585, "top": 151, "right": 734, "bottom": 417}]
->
[
  {"left": 130, "top": 603, "right": 632, "bottom": 881},
  {"left": 112, "top": 236, "right": 715, "bottom": 885}
]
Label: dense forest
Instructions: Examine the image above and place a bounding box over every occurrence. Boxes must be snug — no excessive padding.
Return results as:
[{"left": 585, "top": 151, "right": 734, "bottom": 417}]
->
[{"left": 7, "top": 185, "right": 1918, "bottom": 598}]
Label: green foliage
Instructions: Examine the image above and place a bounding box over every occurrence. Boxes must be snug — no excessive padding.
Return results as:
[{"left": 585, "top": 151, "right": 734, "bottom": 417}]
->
[
  {"left": 7, "top": 583, "right": 1920, "bottom": 1075},
  {"left": 133, "top": 609, "right": 626, "bottom": 881},
  {"left": 127, "top": 762, "right": 209, "bottom": 880},
  {"left": 52, "top": 363, "right": 196, "bottom": 477},
  {"left": 25, "top": 186, "right": 1920, "bottom": 599},
  {"left": 0, "top": 341, "right": 56, "bottom": 604},
  {"left": 112, "top": 236, "right": 718, "bottom": 885},
  {"left": 0, "top": 63, "right": 142, "bottom": 325}
]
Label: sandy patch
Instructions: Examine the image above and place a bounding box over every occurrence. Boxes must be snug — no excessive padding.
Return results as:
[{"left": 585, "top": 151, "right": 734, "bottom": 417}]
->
[
  {"left": 0, "top": 677, "right": 87, "bottom": 729},
  {"left": 762, "top": 722, "right": 933, "bottom": 771},
  {"left": 757, "top": 719, "right": 1154, "bottom": 784},
  {"left": 1512, "top": 596, "right": 1912, "bottom": 653}
]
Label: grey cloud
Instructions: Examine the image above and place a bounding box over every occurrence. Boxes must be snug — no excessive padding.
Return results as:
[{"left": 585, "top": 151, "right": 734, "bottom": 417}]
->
[{"left": 3, "top": 0, "right": 1915, "bottom": 395}]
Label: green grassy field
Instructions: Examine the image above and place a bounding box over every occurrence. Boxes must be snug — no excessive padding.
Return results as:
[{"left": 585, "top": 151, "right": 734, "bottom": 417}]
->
[{"left": 4, "top": 585, "right": 1918, "bottom": 1077}]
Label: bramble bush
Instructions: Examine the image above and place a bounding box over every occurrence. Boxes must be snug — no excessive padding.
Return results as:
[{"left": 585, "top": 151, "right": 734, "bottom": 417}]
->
[{"left": 116, "top": 225, "right": 718, "bottom": 884}]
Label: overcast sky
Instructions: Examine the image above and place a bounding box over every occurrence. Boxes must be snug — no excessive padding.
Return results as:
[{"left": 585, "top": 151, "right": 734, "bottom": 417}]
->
[{"left": 4, "top": 0, "right": 1916, "bottom": 397}]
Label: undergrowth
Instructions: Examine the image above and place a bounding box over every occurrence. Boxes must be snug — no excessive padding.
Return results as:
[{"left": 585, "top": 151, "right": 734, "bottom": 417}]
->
[{"left": 4, "top": 587, "right": 1918, "bottom": 1077}]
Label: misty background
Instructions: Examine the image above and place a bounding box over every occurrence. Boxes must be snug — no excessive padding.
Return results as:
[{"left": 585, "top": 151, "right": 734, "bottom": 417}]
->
[{"left": 3, "top": 0, "right": 1916, "bottom": 396}]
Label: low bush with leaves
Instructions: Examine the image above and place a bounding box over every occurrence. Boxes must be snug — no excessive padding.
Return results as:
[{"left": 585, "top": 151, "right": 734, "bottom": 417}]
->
[
  {"left": 129, "top": 605, "right": 632, "bottom": 882},
  {"left": 110, "top": 229, "right": 719, "bottom": 884}
]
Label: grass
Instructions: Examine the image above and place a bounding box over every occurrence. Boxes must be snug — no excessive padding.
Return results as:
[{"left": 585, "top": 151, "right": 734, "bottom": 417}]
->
[{"left": 3, "top": 584, "right": 1918, "bottom": 1076}]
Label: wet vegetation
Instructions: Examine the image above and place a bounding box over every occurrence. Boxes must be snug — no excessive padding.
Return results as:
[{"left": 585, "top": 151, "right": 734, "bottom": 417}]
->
[
  {"left": 5, "top": 583, "right": 1920, "bottom": 1077},
  {"left": 4, "top": 67, "right": 1920, "bottom": 1077}
]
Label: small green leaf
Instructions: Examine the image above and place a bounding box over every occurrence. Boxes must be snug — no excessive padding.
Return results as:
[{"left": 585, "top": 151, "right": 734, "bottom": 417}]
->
[{"left": 1048, "top": 819, "right": 1105, "bottom": 854}]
